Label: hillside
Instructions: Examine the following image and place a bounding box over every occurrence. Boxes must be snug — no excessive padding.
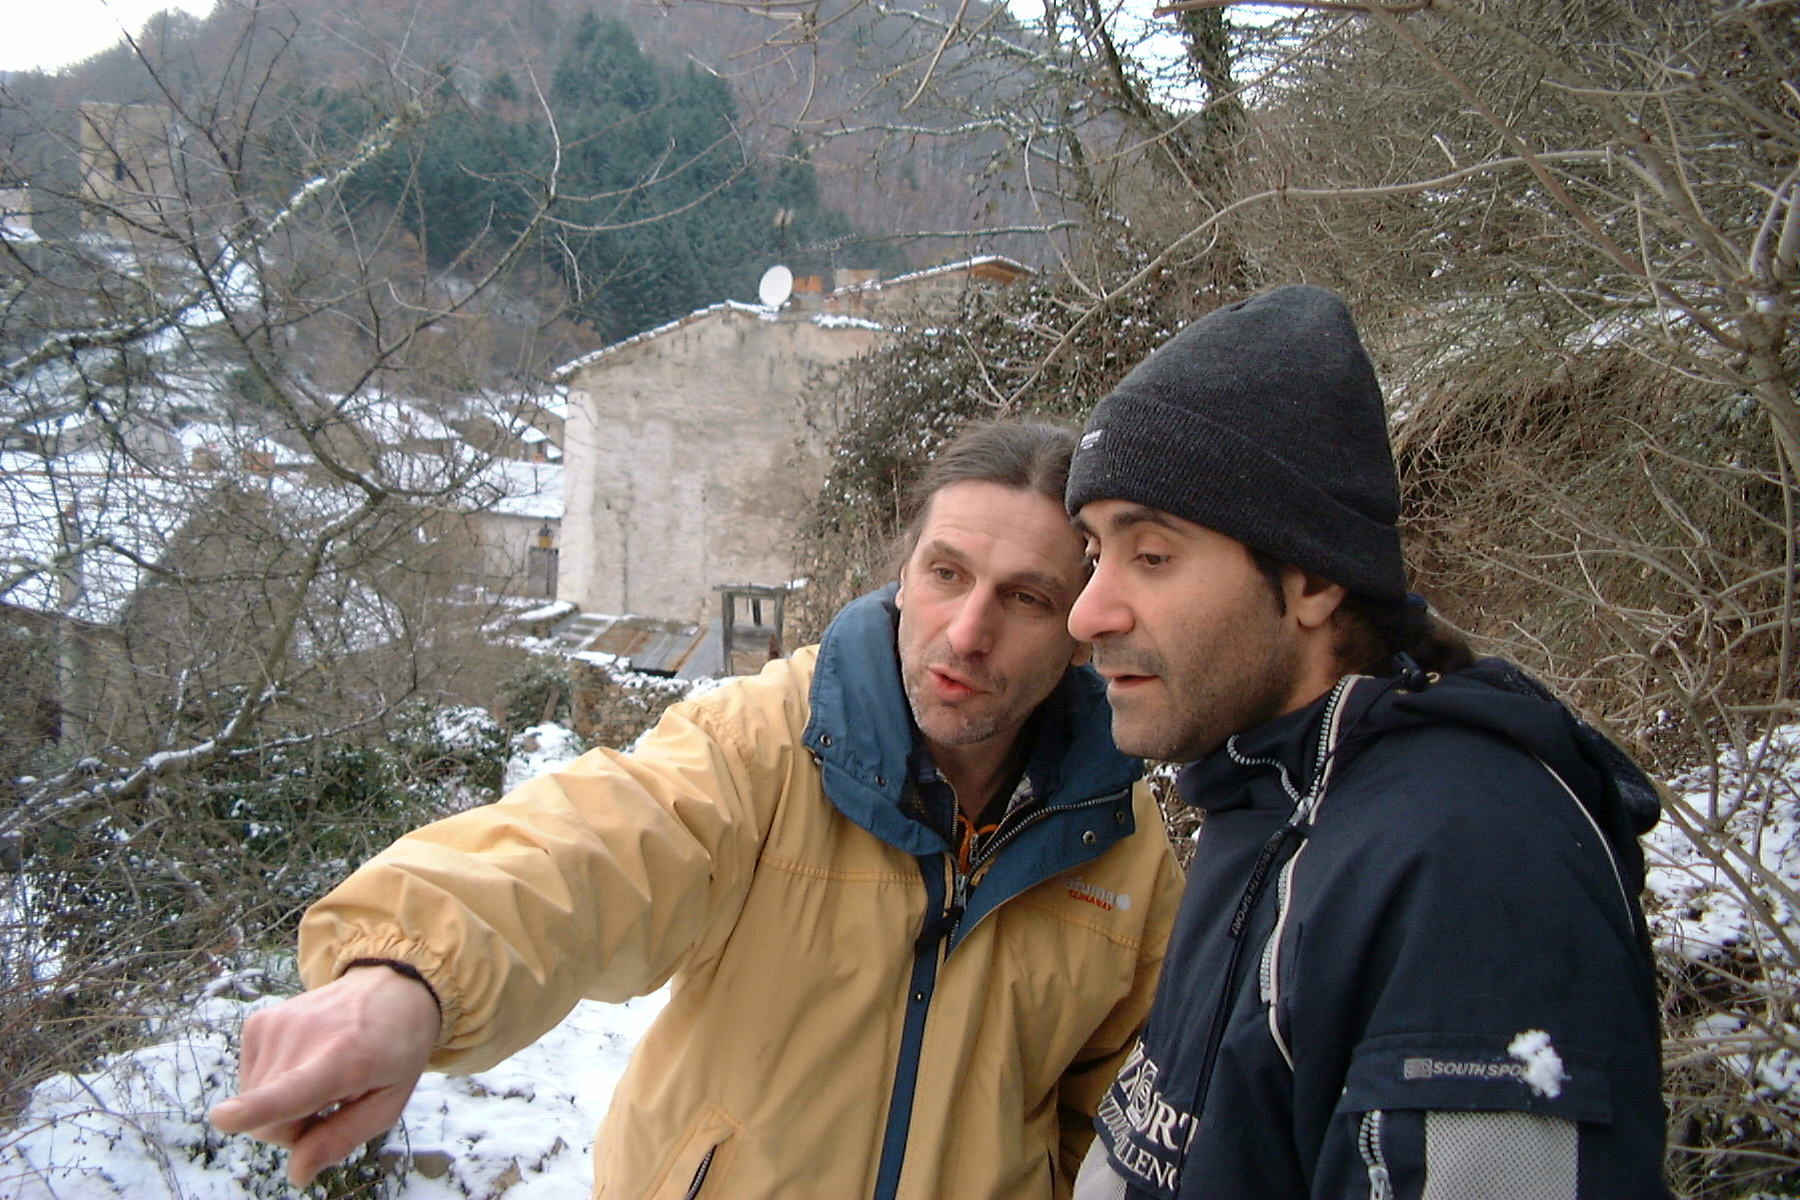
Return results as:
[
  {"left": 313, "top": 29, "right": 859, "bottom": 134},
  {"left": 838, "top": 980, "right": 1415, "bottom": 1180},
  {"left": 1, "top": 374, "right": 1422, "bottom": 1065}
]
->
[{"left": 2, "top": 0, "right": 1063, "bottom": 298}]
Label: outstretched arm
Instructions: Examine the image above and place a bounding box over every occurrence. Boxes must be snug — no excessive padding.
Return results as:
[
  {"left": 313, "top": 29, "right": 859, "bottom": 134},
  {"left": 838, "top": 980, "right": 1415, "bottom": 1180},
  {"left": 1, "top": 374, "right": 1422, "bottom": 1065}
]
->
[{"left": 207, "top": 965, "right": 440, "bottom": 1186}]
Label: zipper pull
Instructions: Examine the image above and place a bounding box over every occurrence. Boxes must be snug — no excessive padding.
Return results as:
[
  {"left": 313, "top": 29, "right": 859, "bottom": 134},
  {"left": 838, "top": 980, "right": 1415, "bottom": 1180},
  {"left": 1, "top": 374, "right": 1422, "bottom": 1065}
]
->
[
  {"left": 913, "top": 865, "right": 967, "bottom": 954},
  {"left": 1358, "top": 1110, "right": 1395, "bottom": 1200}
]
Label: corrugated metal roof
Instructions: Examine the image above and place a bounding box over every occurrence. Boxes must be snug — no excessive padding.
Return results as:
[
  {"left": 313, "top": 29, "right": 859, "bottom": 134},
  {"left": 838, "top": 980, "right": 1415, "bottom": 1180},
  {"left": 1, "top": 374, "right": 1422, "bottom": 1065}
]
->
[{"left": 582, "top": 613, "right": 706, "bottom": 674}]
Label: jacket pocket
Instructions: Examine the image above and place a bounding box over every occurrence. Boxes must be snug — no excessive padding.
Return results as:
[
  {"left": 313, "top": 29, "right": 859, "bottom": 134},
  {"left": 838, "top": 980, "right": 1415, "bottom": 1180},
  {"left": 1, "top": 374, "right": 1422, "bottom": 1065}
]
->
[{"left": 654, "top": 1104, "right": 742, "bottom": 1200}]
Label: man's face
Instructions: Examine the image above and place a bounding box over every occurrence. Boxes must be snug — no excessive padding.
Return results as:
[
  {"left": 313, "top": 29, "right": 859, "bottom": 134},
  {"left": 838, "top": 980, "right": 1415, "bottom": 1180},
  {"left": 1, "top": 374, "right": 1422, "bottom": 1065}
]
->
[
  {"left": 1068, "top": 499, "right": 1306, "bottom": 762},
  {"left": 896, "top": 481, "right": 1089, "bottom": 758}
]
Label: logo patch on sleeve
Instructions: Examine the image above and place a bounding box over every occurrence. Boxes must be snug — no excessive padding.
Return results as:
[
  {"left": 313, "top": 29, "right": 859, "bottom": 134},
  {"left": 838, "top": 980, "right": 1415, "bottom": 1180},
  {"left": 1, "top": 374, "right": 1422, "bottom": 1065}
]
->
[{"left": 1402, "top": 1056, "right": 1529, "bottom": 1083}]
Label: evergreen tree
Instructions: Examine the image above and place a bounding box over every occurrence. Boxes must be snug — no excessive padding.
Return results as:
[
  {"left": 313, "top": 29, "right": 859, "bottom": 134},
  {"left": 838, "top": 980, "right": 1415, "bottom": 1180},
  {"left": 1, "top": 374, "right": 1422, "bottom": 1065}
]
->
[{"left": 299, "top": 11, "right": 860, "bottom": 342}]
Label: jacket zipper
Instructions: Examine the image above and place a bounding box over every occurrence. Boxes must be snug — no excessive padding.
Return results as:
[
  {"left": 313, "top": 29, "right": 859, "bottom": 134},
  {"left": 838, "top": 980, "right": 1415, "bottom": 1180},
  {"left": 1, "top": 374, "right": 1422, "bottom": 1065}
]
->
[
  {"left": 1261, "top": 679, "right": 1361, "bottom": 1070},
  {"left": 968, "top": 787, "right": 1129, "bottom": 872},
  {"left": 873, "top": 785, "right": 1125, "bottom": 1196},
  {"left": 873, "top": 854, "right": 952, "bottom": 1200},
  {"left": 682, "top": 1145, "right": 717, "bottom": 1200},
  {"left": 1184, "top": 679, "right": 1361, "bottom": 1130},
  {"left": 1358, "top": 1110, "right": 1394, "bottom": 1200}
]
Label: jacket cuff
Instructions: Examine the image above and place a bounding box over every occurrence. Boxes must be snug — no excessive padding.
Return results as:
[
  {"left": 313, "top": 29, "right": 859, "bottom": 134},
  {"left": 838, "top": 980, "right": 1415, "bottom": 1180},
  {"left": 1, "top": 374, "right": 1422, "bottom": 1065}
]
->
[
  {"left": 342, "top": 956, "right": 443, "bottom": 1016},
  {"left": 307, "top": 933, "right": 462, "bottom": 1057}
]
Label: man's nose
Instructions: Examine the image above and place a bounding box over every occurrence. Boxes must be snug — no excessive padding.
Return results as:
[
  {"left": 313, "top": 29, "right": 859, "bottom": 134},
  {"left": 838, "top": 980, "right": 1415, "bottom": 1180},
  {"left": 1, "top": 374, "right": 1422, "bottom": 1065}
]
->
[
  {"left": 1069, "top": 566, "right": 1130, "bottom": 643},
  {"left": 945, "top": 590, "right": 1000, "bottom": 657}
]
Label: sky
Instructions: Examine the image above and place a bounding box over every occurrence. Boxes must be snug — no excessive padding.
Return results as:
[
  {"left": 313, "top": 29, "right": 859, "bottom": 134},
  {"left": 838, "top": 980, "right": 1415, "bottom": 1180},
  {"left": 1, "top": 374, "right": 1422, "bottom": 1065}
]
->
[{"left": 0, "top": 0, "right": 215, "bottom": 73}]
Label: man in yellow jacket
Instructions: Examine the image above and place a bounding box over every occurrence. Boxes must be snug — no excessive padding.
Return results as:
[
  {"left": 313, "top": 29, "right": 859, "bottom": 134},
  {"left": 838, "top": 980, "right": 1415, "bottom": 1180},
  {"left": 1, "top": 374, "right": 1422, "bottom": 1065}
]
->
[{"left": 210, "top": 420, "right": 1183, "bottom": 1199}]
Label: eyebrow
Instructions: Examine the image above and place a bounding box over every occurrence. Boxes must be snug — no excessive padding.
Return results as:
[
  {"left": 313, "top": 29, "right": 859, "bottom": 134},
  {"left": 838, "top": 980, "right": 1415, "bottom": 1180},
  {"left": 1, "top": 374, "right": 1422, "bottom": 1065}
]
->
[
  {"left": 916, "top": 538, "right": 1075, "bottom": 600},
  {"left": 1070, "top": 504, "right": 1186, "bottom": 539}
]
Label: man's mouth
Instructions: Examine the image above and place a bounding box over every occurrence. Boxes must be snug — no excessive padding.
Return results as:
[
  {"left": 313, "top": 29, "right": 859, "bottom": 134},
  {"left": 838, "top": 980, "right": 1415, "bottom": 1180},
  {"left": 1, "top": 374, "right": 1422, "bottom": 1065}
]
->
[
  {"left": 1093, "top": 657, "right": 1159, "bottom": 688},
  {"left": 929, "top": 666, "right": 986, "bottom": 700}
]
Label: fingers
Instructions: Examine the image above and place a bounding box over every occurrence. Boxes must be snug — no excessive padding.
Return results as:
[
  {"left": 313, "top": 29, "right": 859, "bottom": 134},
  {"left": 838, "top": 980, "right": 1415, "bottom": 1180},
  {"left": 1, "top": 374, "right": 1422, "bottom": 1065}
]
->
[
  {"left": 208, "top": 965, "right": 440, "bottom": 1182},
  {"left": 208, "top": 1052, "right": 363, "bottom": 1135},
  {"left": 282, "top": 1084, "right": 417, "bottom": 1187}
]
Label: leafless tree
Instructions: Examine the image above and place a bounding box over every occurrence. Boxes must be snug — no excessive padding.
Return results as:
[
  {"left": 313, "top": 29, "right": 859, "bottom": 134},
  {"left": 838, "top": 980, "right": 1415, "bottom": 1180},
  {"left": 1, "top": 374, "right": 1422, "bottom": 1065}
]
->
[
  {"left": 757, "top": 0, "right": 1798, "bottom": 1188},
  {"left": 0, "top": 2, "right": 694, "bottom": 1119}
]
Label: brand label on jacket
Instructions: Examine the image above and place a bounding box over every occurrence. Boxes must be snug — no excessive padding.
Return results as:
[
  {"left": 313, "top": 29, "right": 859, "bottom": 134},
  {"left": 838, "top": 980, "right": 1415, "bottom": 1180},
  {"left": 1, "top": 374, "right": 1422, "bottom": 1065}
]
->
[
  {"left": 1062, "top": 874, "right": 1131, "bottom": 912},
  {"left": 1095, "top": 1043, "right": 1193, "bottom": 1194}
]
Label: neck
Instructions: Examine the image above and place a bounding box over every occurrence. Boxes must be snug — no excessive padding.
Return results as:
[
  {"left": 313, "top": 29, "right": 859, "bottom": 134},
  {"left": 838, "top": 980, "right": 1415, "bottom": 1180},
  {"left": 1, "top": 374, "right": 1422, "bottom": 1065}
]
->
[
  {"left": 1281, "top": 634, "right": 1349, "bottom": 716},
  {"left": 926, "top": 735, "right": 1022, "bottom": 821}
]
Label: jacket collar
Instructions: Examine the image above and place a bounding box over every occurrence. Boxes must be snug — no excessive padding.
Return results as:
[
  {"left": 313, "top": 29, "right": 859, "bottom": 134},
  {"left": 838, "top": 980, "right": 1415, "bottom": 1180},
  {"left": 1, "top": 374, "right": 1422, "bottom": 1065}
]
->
[
  {"left": 1176, "top": 657, "right": 1659, "bottom": 882},
  {"left": 1176, "top": 683, "right": 1349, "bottom": 815},
  {"left": 803, "top": 584, "right": 1141, "bottom": 854}
]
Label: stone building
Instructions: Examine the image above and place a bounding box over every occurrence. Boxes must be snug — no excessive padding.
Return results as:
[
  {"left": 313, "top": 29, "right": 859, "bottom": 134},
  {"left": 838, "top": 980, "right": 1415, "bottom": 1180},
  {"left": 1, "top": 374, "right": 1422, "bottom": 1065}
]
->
[{"left": 555, "top": 256, "right": 1031, "bottom": 626}]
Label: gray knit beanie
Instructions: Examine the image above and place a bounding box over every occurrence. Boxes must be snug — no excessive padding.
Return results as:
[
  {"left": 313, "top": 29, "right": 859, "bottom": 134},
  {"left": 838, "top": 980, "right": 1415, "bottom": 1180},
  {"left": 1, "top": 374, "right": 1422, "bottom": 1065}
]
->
[{"left": 1065, "top": 285, "right": 1406, "bottom": 600}]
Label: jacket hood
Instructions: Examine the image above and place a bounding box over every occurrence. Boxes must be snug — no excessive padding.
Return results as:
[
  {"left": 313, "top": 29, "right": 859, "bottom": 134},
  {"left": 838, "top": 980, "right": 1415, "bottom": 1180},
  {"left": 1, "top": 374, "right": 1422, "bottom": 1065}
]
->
[
  {"left": 802, "top": 584, "right": 1141, "bottom": 856},
  {"left": 1188, "top": 657, "right": 1661, "bottom": 884},
  {"left": 1379, "top": 657, "right": 1661, "bottom": 830}
]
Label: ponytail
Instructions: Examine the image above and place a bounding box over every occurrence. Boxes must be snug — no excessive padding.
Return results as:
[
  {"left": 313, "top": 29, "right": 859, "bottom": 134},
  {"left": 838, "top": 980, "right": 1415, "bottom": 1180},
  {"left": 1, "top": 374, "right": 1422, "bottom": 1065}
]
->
[{"left": 1335, "top": 591, "right": 1474, "bottom": 678}]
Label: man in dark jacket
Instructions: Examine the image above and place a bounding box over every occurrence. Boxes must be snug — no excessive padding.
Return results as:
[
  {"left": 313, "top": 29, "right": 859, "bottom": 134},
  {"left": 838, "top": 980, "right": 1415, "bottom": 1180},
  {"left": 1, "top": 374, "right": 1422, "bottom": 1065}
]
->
[{"left": 1063, "top": 285, "right": 1668, "bottom": 1199}]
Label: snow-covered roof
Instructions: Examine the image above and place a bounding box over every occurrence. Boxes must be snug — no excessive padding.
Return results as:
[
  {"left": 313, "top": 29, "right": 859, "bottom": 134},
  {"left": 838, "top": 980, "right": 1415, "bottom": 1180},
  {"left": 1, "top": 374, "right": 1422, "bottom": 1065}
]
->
[
  {"left": 350, "top": 397, "right": 461, "bottom": 444},
  {"left": 466, "top": 457, "right": 562, "bottom": 521},
  {"left": 0, "top": 450, "right": 196, "bottom": 626},
  {"left": 863, "top": 253, "right": 1034, "bottom": 291},
  {"left": 176, "top": 422, "right": 307, "bottom": 465},
  {"left": 554, "top": 301, "right": 780, "bottom": 379},
  {"left": 553, "top": 256, "right": 1033, "bottom": 381},
  {"left": 813, "top": 314, "right": 883, "bottom": 331}
]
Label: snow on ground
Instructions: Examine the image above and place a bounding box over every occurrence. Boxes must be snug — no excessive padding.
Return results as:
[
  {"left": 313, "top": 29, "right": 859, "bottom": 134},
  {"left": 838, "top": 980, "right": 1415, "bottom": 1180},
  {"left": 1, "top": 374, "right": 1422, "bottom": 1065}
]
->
[
  {"left": 1, "top": 722, "right": 660, "bottom": 1200},
  {"left": 504, "top": 723, "right": 588, "bottom": 793},
  {"left": 3, "top": 719, "right": 1797, "bottom": 1197},
  {"left": 0, "top": 981, "right": 668, "bottom": 1200},
  {"left": 1644, "top": 722, "right": 1800, "bottom": 1111},
  {"left": 1646, "top": 723, "right": 1800, "bottom": 965}
]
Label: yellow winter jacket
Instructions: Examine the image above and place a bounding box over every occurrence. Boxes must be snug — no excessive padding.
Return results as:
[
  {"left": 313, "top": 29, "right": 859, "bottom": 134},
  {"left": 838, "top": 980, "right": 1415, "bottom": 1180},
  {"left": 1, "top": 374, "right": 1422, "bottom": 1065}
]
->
[{"left": 299, "top": 588, "right": 1182, "bottom": 1199}]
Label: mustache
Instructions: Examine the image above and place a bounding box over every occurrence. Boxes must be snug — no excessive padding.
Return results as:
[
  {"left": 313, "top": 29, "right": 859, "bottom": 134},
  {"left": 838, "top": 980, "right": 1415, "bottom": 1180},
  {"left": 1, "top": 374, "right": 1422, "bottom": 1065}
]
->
[{"left": 1090, "top": 647, "right": 1164, "bottom": 677}]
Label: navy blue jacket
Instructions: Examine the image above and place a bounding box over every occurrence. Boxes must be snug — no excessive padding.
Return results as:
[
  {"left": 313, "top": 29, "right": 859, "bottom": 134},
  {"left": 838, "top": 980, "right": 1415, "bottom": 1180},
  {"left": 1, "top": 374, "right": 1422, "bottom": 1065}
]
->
[{"left": 1092, "top": 660, "right": 1668, "bottom": 1199}]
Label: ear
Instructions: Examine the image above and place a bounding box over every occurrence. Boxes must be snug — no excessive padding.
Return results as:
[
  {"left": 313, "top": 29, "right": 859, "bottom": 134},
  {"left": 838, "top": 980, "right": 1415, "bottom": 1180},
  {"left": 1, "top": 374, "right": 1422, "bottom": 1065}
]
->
[
  {"left": 893, "top": 562, "right": 907, "bottom": 609},
  {"left": 1282, "top": 567, "right": 1346, "bottom": 632}
]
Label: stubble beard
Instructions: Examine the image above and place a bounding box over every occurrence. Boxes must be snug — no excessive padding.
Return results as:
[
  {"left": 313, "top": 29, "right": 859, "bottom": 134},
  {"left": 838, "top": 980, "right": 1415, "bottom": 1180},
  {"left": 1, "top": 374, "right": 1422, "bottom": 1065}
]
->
[
  {"left": 903, "top": 655, "right": 1010, "bottom": 747},
  {"left": 1101, "top": 612, "right": 1301, "bottom": 764}
]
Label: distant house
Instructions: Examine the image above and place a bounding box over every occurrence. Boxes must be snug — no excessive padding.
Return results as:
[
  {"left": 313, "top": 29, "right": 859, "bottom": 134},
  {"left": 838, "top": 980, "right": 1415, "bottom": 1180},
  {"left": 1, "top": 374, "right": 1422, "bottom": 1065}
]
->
[
  {"left": 463, "top": 455, "right": 562, "bottom": 598},
  {"left": 0, "top": 391, "right": 566, "bottom": 753},
  {"left": 0, "top": 183, "right": 35, "bottom": 242},
  {"left": 555, "top": 256, "right": 1032, "bottom": 625},
  {"left": 1, "top": 445, "right": 229, "bottom": 747},
  {"left": 75, "top": 103, "right": 188, "bottom": 243}
]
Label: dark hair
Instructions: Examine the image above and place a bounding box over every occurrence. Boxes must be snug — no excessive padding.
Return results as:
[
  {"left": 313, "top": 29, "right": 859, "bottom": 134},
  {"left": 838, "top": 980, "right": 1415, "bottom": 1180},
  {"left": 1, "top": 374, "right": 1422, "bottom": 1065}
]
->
[
  {"left": 890, "top": 420, "right": 1077, "bottom": 575},
  {"left": 1331, "top": 593, "right": 1474, "bottom": 678},
  {"left": 1248, "top": 548, "right": 1473, "bottom": 678}
]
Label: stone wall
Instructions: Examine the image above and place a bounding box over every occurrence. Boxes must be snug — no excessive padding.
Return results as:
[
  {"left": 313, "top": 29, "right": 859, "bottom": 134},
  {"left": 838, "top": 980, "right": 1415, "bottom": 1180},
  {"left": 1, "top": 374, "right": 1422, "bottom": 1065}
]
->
[{"left": 560, "top": 307, "right": 879, "bottom": 620}]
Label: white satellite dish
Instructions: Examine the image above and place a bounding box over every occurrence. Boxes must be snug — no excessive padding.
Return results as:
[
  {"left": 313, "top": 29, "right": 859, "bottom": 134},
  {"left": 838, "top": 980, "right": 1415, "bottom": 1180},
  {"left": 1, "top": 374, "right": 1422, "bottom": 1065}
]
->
[{"left": 758, "top": 264, "right": 794, "bottom": 309}]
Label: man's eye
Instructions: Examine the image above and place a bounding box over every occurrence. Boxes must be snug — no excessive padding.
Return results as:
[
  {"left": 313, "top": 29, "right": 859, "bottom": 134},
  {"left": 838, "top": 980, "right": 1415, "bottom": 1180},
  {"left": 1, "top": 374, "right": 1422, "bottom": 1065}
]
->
[{"left": 1138, "top": 553, "right": 1169, "bottom": 568}]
